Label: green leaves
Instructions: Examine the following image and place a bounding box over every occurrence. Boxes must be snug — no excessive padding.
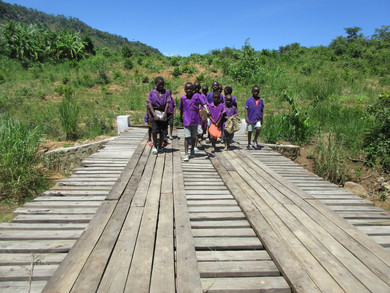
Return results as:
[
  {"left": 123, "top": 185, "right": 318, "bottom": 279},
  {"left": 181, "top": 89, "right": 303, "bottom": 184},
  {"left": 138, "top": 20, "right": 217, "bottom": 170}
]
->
[{"left": 0, "top": 21, "right": 87, "bottom": 64}]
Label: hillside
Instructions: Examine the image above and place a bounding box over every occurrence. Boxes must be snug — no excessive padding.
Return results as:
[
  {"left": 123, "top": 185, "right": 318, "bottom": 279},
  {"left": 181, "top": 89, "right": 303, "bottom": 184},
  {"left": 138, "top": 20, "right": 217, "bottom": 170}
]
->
[{"left": 0, "top": 0, "right": 161, "bottom": 54}]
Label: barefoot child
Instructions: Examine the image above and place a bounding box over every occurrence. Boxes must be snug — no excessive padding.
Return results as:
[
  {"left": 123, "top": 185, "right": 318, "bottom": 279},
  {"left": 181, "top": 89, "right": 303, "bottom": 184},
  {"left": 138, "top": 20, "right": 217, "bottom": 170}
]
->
[
  {"left": 245, "top": 85, "right": 264, "bottom": 150},
  {"left": 223, "top": 94, "right": 238, "bottom": 151},
  {"left": 166, "top": 96, "right": 176, "bottom": 140},
  {"left": 147, "top": 77, "right": 172, "bottom": 155},
  {"left": 179, "top": 82, "right": 206, "bottom": 161},
  {"left": 208, "top": 91, "right": 225, "bottom": 153},
  {"left": 194, "top": 81, "right": 209, "bottom": 144},
  {"left": 144, "top": 104, "right": 153, "bottom": 146}
]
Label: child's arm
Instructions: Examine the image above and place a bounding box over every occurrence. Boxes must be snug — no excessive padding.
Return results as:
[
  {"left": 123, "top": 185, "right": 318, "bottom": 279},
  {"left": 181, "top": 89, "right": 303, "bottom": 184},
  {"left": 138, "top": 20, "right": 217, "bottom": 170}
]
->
[
  {"left": 245, "top": 107, "right": 249, "bottom": 123},
  {"left": 162, "top": 101, "right": 169, "bottom": 121}
]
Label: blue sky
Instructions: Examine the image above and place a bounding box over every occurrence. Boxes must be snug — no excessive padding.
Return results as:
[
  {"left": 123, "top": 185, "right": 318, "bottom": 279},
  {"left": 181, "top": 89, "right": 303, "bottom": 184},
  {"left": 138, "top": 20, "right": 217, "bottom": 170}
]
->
[{"left": 3, "top": 0, "right": 389, "bottom": 56}]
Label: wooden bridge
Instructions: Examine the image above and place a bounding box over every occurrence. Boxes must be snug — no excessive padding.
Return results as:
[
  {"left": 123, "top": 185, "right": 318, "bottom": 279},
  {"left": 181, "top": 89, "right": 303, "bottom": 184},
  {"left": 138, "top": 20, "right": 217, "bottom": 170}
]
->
[{"left": 1, "top": 126, "right": 390, "bottom": 292}]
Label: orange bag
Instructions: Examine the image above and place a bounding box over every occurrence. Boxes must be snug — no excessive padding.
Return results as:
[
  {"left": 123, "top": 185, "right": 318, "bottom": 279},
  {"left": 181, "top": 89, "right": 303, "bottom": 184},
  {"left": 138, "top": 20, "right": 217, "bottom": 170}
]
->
[{"left": 209, "top": 123, "right": 222, "bottom": 138}]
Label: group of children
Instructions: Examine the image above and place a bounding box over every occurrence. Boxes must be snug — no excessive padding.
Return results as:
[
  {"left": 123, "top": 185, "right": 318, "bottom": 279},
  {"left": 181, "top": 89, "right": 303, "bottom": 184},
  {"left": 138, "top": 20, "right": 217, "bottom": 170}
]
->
[{"left": 145, "top": 77, "right": 264, "bottom": 160}]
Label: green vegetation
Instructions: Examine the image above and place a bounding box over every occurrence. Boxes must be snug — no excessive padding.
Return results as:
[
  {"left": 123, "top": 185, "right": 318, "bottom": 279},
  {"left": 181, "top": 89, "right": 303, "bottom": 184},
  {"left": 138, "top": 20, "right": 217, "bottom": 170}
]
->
[
  {"left": 0, "top": 3, "right": 389, "bottom": 202},
  {"left": 0, "top": 116, "right": 48, "bottom": 203}
]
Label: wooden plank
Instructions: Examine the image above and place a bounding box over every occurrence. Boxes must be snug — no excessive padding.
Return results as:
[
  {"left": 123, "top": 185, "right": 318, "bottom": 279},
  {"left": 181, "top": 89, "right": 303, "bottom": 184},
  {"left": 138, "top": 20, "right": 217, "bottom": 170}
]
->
[
  {"left": 150, "top": 145, "right": 175, "bottom": 293},
  {"left": 172, "top": 131, "right": 203, "bottom": 292},
  {"left": 196, "top": 250, "right": 271, "bottom": 262},
  {"left": 192, "top": 228, "right": 256, "bottom": 237},
  {"left": 188, "top": 206, "right": 242, "bottom": 213},
  {"left": 194, "top": 237, "right": 262, "bottom": 250},
  {"left": 198, "top": 260, "right": 280, "bottom": 277},
  {"left": 0, "top": 264, "right": 58, "bottom": 281},
  {"left": 0, "top": 222, "right": 87, "bottom": 230},
  {"left": 0, "top": 281, "right": 47, "bottom": 293},
  {"left": 96, "top": 207, "right": 143, "bottom": 293},
  {"left": 190, "top": 212, "right": 246, "bottom": 221},
  {"left": 191, "top": 220, "right": 250, "bottom": 229},
  {"left": 0, "top": 253, "right": 66, "bottom": 265},
  {"left": 0, "top": 230, "right": 82, "bottom": 240},
  {"left": 237, "top": 151, "right": 388, "bottom": 291},
  {"left": 13, "top": 214, "right": 93, "bottom": 223},
  {"left": 70, "top": 156, "right": 158, "bottom": 293},
  {"left": 42, "top": 200, "right": 116, "bottom": 293},
  {"left": 201, "top": 276, "right": 290, "bottom": 293},
  {"left": 106, "top": 134, "right": 148, "bottom": 200},
  {"left": 208, "top": 154, "right": 321, "bottom": 292},
  {"left": 0, "top": 240, "right": 75, "bottom": 253},
  {"left": 150, "top": 192, "right": 175, "bottom": 293},
  {"left": 240, "top": 150, "right": 390, "bottom": 289},
  {"left": 124, "top": 155, "right": 164, "bottom": 292}
]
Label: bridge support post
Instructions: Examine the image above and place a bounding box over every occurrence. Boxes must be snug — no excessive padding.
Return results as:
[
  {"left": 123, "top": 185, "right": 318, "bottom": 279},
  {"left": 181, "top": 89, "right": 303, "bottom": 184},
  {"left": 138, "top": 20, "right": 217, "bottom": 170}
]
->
[{"left": 117, "top": 115, "right": 130, "bottom": 134}]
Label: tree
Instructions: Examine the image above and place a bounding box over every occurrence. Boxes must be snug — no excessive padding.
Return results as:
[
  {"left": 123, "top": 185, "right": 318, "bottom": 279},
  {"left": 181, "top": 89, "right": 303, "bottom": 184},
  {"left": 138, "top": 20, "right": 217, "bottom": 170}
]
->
[{"left": 345, "top": 27, "right": 363, "bottom": 41}]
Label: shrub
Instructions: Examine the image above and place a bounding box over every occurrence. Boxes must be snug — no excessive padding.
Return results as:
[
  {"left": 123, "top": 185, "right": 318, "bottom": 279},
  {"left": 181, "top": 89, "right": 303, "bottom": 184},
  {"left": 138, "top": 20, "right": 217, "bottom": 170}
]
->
[
  {"left": 172, "top": 67, "right": 182, "bottom": 77},
  {"left": 124, "top": 58, "right": 133, "bottom": 70},
  {"left": 0, "top": 116, "right": 47, "bottom": 203},
  {"left": 121, "top": 45, "right": 133, "bottom": 58},
  {"left": 313, "top": 133, "right": 348, "bottom": 185},
  {"left": 364, "top": 90, "right": 390, "bottom": 172},
  {"left": 58, "top": 89, "right": 80, "bottom": 140}
]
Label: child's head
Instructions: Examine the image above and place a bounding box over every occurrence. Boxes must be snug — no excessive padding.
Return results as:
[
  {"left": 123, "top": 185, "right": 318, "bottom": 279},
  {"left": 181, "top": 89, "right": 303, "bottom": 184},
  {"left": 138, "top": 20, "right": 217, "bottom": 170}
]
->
[
  {"left": 184, "top": 82, "right": 194, "bottom": 97},
  {"left": 155, "top": 76, "right": 165, "bottom": 91},
  {"left": 224, "top": 86, "right": 232, "bottom": 96},
  {"left": 212, "top": 91, "right": 221, "bottom": 105},
  {"left": 218, "top": 84, "right": 223, "bottom": 93},
  {"left": 212, "top": 81, "right": 219, "bottom": 92},
  {"left": 225, "top": 94, "right": 233, "bottom": 107},
  {"left": 194, "top": 81, "right": 201, "bottom": 93},
  {"left": 252, "top": 85, "right": 260, "bottom": 98},
  {"left": 202, "top": 85, "right": 209, "bottom": 95}
]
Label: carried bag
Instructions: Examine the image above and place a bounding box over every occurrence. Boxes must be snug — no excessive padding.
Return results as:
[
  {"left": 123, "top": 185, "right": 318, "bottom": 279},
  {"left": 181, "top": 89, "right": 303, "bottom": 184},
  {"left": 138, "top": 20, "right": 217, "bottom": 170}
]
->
[
  {"left": 209, "top": 123, "right": 222, "bottom": 138},
  {"left": 154, "top": 110, "right": 165, "bottom": 119},
  {"left": 225, "top": 116, "right": 242, "bottom": 134}
]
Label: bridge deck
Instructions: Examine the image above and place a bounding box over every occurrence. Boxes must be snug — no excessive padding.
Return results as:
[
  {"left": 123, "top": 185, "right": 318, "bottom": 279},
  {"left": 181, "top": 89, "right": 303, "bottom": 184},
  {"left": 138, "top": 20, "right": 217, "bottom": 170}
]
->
[{"left": 1, "top": 127, "right": 389, "bottom": 292}]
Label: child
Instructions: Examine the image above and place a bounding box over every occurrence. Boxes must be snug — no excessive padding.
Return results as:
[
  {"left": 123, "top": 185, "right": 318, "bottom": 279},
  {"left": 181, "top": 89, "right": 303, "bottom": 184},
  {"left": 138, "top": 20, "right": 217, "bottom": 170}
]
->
[
  {"left": 223, "top": 94, "right": 238, "bottom": 151},
  {"left": 166, "top": 95, "right": 176, "bottom": 140},
  {"left": 194, "top": 81, "right": 209, "bottom": 144},
  {"left": 206, "top": 81, "right": 224, "bottom": 104},
  {"left": 202, "top": 85, "right": 209, "bottom": 97},
  {"left": 223, "top": 86, "right": 237, "bottom": 107},
  {"left": 245, "top": 85, "right": 264, "bottom": 150},
  {"left": 208, "top": 91, "right": 225, "bottom": 153},
  {"left": 147, "top": 76, "right": 172, "bottom": 155},
  {"left": 144, "top": 103, "right": 153, "bottom": 146},
  {"left": 179, "top": 82, "right": 206, "bottom": 161}
]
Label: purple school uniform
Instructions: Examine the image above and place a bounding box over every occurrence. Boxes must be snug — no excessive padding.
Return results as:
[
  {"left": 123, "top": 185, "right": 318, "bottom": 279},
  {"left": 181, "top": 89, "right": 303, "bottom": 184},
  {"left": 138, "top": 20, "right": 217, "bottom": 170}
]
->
[
  {"left": 209, "top": 102, "right": 226, "bottom": 130},
  {"left": 206, "top": 92, "right": 224, "bottom": 104},
  {"left": 179, "top": 93, "right": 205, "bottom": 126},
  {"left": 245, "top": 96, "right": 264, "bottom": 124},
  {"left": 167, "top": 97, "right": 176, "bottom": 114},
  {"left": 223, "top": 105, "right": 238, "bottom": 130},
  {"left": 147, "top": 89, "right": 171, "bottom": 111}
]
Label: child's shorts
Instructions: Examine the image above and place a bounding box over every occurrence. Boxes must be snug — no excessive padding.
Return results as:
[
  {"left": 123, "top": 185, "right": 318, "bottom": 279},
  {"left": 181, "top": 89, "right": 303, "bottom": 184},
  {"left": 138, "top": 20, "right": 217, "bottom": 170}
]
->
[
  {"left": 247, "top": 121, "right": 261, "bottom": 132},
  {"left": 184, "top": 125, "right": 198, "bottom": 138}
]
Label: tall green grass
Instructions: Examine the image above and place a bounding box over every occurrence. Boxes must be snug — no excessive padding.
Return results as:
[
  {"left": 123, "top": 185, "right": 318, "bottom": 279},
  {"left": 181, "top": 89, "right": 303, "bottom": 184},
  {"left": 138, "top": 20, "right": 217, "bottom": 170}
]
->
[{"left": 0, "top": 116, "right": 48, "bottom": 203}]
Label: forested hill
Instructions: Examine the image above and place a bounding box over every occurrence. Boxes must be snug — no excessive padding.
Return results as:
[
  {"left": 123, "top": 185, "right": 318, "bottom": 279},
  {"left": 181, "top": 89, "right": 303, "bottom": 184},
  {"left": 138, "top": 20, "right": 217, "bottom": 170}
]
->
[{"left": 0, "top": 0, "right": 161, "bottom": 55}]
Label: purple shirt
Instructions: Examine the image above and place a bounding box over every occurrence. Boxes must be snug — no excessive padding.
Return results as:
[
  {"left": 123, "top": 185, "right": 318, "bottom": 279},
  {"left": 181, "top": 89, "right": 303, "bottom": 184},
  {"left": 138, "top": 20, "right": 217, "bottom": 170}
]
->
[
  {"left": 245, "top": 96, "right": 264, "bottom": 124},
  {"left": 209, "top": 102, "right": 226, "bottom": 129},
  {"left": 167, "top": 97, "right": 176, "bottom": 114},
  {"left": 147, "top": 89, "right": 171, "bottom": 111},
  {"left": 179, "top": 93, "right": 205, "bottom": 126},
  {"left": 223, "top": 105, "right": 238, "bottom": 130},
  {"left": 206, "top": 92, "right": 224, "bottom": 104}
]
